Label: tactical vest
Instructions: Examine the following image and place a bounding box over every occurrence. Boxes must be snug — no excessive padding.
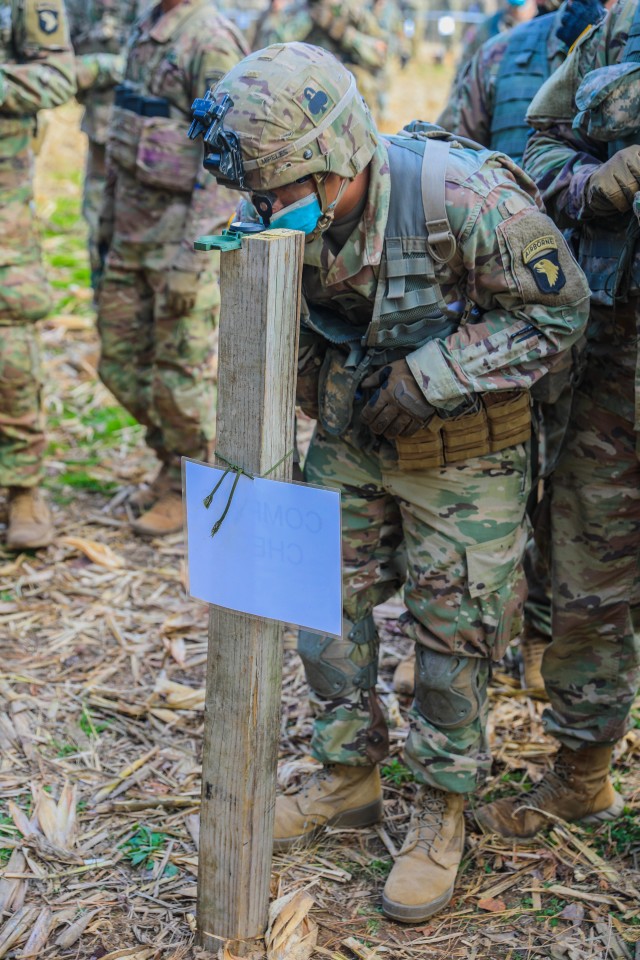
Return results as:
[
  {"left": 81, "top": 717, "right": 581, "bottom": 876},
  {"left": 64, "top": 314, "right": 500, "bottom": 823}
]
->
[
  {"left": 577, "top": 4, "right": 640, "bottom": 305},
  {"left": 306, "top": 130, "right": 531, "bottom": 465},
  {"left": 490, "top": 13, "right": 557, "bottom": 165},
  {"left": 107, "top": 4, "right": 203, "bottom": 193}
]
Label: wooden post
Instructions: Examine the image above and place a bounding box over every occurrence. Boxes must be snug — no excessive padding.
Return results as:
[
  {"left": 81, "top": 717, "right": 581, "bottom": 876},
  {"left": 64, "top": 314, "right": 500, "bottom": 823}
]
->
[{"left": 197, "top": 229, "right": 304, "bottom": 952}]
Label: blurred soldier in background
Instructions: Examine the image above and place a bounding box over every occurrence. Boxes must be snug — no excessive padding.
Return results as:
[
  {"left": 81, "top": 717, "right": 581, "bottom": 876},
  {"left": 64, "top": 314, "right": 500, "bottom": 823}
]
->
[
  {"left": 0, "top": 0, "right": 76, "bottom": 550},
  {"left": 97, "top": 0, "right": 248, "bottom": 536},
  {"left": 454, "top": 0, "right": 537, "bottom": 74},
  {"left": 254, "top": 0, "right": 389, "bottom": 118},
  {"left": 478, "top": 0, "right": 639, "bottom": 839},
  {"left": 65, "top": 0, "right": 144, "bottom": 292},
  {"left": 440, "top": 0, "right": 607, "bottom": 164},
  {"left": 396, "top": 0, "right": 606, "bottom": 697}
]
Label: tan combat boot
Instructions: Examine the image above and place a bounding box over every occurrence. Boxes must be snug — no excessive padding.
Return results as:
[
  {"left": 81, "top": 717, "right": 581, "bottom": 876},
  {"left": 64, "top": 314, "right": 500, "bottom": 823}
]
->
[
  {"left": 273, "top": 764, "right": 383, "bottom": 852},
  {"left": 6, "top": 487, "right": 54, "bottom": 550},
  {"left": 128, "top": 463, "right": 173, "bottom": 512},
  {"left": 382, "top": 786, "right": 464, "bottom": 922},
  {"left": 393, "top": 655, "right": 416, "bottom": 696},
  {"left": 476, "top": 744, "right": 624, "bottom": 839},
  {"left": 519, "top": 628, "right": 549, "bottom": 697},
  {"left": 131, "top": 490, "right": 183, "bottom": 536}
]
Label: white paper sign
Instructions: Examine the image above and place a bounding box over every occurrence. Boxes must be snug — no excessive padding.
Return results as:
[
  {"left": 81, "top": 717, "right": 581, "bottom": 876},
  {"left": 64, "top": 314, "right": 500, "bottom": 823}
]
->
[{"left": 183, "top": 459, "right": 342, "bottom": 636}]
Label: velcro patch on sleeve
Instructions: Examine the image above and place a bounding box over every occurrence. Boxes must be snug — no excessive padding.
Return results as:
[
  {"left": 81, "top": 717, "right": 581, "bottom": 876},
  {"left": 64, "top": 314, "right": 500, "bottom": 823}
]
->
[
  {"left": 497, "top": 209, "right": 588, "bottom": 306},
  {"left": 24, "top": 0, "right": 69, "bottom": 47}
]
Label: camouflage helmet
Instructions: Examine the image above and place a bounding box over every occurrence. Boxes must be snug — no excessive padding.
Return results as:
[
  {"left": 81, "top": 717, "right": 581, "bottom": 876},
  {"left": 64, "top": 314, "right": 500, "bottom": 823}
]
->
[{"left": 207, "top": 42, "right": 379, "bottom": 192}]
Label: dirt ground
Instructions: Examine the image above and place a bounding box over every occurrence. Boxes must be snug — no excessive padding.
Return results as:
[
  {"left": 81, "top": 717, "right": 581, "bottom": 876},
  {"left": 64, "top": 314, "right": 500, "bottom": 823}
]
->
[{"left": 0, "top": 46, "right": 639, "bottom": 960}]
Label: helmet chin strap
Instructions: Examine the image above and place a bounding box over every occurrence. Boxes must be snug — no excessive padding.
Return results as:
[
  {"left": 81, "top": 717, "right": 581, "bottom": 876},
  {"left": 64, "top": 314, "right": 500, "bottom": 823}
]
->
[{"left": 306, "top": 174, "right": 349, "bottom": 242}]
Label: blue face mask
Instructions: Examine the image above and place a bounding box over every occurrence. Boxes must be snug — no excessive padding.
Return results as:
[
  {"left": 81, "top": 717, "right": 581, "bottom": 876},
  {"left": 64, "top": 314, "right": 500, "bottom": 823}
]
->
[{"left": 269, "top": 192, "right": 322, "bottom": 235}]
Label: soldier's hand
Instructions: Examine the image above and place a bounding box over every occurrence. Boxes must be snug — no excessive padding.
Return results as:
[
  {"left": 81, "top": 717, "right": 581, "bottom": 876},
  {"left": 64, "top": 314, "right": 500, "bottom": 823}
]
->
[
  {"left": 361, "top": 358, "right": 434, "bottom": 439},
  {"left": 166, "top": 268, "right": 198, "bottom": 317},
  {"left": 584, "top": 146, "right": 640, "bottom": 217}
]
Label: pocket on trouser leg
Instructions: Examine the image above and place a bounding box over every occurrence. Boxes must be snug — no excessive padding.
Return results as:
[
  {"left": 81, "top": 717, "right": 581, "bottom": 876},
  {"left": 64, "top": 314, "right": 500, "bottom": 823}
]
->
[{"left": 455, "top": 524, "right": 529, "bottom": 660}]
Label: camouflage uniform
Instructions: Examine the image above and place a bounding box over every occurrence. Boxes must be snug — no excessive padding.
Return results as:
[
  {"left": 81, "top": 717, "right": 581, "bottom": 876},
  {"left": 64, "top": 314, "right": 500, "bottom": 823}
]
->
[
  {"left": 438, "top": 2, "right": 604, "bottom": 661},
  {"left": 205, "top": 43, "right": 590, "bottom": 793},
  {"left": 0, "top": 0, "right": 75, "bottom": 490},
  {"left": 97, "top": 0, "right": 248, "bottom": 488},
  {"left": 439, "top": 12, "right": 567, "bottom": 160},
  {"left": 65, "top": 0, "right": 142, "bottom": 289},
  {"left": 253, "top": 0, "right": 388, "bottom": 118},
  {"left": 523, "top": 0, "right": 640, "bottom": 749}
]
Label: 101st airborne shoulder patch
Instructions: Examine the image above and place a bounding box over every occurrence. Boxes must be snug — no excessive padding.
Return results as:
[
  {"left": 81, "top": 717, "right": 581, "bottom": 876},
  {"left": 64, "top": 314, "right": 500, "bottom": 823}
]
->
[
  {"left": 24, "top": 0, "right": 68, "bottom": 46},
  {"left": 522, "top": 235, "right": 566, "bottom": 294}
]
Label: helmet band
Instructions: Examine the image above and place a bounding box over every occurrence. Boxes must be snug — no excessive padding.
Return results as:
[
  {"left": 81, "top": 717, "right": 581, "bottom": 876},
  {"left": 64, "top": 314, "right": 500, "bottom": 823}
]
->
[{"left": 243, "top": 75, "right": 357, "bottom": 172}]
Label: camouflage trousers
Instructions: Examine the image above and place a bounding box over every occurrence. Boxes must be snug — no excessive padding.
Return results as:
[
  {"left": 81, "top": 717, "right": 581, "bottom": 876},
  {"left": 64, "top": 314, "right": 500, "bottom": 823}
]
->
[
  {"left": 97, "top": 237, "right": 219, "bottom": 487},
  {"left": 0, "top": 149, "right": 52, "bottom": 488},
  {"left": 302, "top": 426, "right": 530, "bottom": 793},
  {"left": 544, "top": 378, "right": 640, "bottom": 749},
  {"left": 522, "top": 390, "right": 576, "bottom": 644},
  {"left": 82, "top": 140, "right": 107, "bottom": 290}
]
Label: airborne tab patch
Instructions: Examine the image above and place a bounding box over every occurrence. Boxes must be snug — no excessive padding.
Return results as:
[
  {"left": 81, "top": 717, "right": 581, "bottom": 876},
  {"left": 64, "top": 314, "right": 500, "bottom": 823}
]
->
[{"left": 522, "top": 235, "right": 566, "bottom": 294}]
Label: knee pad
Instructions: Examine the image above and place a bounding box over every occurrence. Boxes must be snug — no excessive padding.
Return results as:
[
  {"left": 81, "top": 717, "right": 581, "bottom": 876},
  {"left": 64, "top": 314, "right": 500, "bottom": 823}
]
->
[
  {"left": 414, "top": 647, "right": 488, "bottom": 730},
  {"left": 298, "top": 614, "right": 378, "bottom": 700}
]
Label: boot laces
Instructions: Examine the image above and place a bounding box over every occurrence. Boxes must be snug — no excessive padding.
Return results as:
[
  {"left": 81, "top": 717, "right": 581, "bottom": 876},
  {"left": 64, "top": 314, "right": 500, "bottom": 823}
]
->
[
  {"left": 516, "top": 769, "right": 569, "bottom": 814},
  {"left": 402, "top": 787, "right": 447, "bottom": 853}
]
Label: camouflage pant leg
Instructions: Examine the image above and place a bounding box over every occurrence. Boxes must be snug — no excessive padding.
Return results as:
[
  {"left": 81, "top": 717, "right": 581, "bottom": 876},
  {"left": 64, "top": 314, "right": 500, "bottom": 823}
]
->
[
  {"left": 303, "top": 427, "right": 406, "bottom": 767},
  {"left": 304, "top": 429, "right": 530, "bottom": 792},
  {"left": 0, "top": 322, "right": 45, "bottom": 488},
  {"left": 97, "top": 239, "right": 159, "bottom": 447},
  {"left": 82, "top": 140, "right": 107, "bottom": 289},
  {"left": 147, "top": 245, "right": 219, "bottom": 481},
  {"left": 544, "top": 389, "right": 640, "bottom": 749},
  {"left": 383, "top": 445, "right": 529, "bottom": 792},
  {"left": 523, "top": 531, "right": 552, "bottom": 639},
  {"left": 0, "top": 165, "right": 52, "bottom": 487}
]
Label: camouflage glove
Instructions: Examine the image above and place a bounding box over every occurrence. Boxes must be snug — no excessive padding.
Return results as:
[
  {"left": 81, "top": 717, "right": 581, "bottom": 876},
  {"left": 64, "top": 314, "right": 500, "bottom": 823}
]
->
[
  {"left": 584, "top": 147, "right": 640, "bottom": 217},
  {"left": 166, "top": 269, "right": 198, "bottom": 318},
  {"left": 361, "top": 359, "right": 435, "bottom": 439}
]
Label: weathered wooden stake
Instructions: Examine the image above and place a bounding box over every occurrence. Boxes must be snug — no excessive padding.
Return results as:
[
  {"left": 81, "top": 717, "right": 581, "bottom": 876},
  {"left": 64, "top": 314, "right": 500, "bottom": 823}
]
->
[{"left": 197, "top": 230, "right": 304, "bottom": 951}]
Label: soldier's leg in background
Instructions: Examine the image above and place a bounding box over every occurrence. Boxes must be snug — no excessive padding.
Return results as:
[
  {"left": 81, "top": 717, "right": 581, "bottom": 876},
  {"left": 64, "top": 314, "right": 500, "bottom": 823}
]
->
[
  {"left": 380, "top": 444, "right": 529, "bottom": 920},
  {"left": 545, "top": 391, "right": 640, "bottom": 749},
  {"left": 0, "top": 137, "right": 56, "bottom": 546},
  {"left": 125, "top": 249, "right": 219, "bottom": 537},
  {"left": 82, "top": 140, "right": 107, "bottom": 291},
  {"left": 476, "top": 388, "right": 637, "bottom": 839},
  {"left": 148, "top": 249, "right": 220, "bottom": 491},
  {"left": 97, "top": 239, "right": 156, "bottom": 437}
]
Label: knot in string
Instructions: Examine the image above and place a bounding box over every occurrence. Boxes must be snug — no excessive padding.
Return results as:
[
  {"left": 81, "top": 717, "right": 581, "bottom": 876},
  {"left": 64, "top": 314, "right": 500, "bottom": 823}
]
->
[{"left": 202, "top": 449, "right": 294, "bottom": 538}]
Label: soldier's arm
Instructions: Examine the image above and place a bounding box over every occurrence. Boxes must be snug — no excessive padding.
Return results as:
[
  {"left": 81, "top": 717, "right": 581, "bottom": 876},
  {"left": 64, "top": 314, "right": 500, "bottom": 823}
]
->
[
  {"left": 523, "top": 8, "right": 623, "bottom": 226},
  {"left": 310, "top": 0, "right": 387, "bottom": 69},
  {"left": 406, "top": 182, "right": 590, "bottom": 411},
  {"left": 0, "top": 0, "right": 76, "bottom": 113},
  {"left": 74, "top": 52, "right": 126, "bottom": 94}
]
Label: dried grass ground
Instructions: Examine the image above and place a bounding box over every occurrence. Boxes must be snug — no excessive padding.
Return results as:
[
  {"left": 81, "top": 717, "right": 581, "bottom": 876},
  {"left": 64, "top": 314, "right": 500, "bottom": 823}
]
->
[{"left": 0, "top": 48, "right": 639, "bottom": 960}]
